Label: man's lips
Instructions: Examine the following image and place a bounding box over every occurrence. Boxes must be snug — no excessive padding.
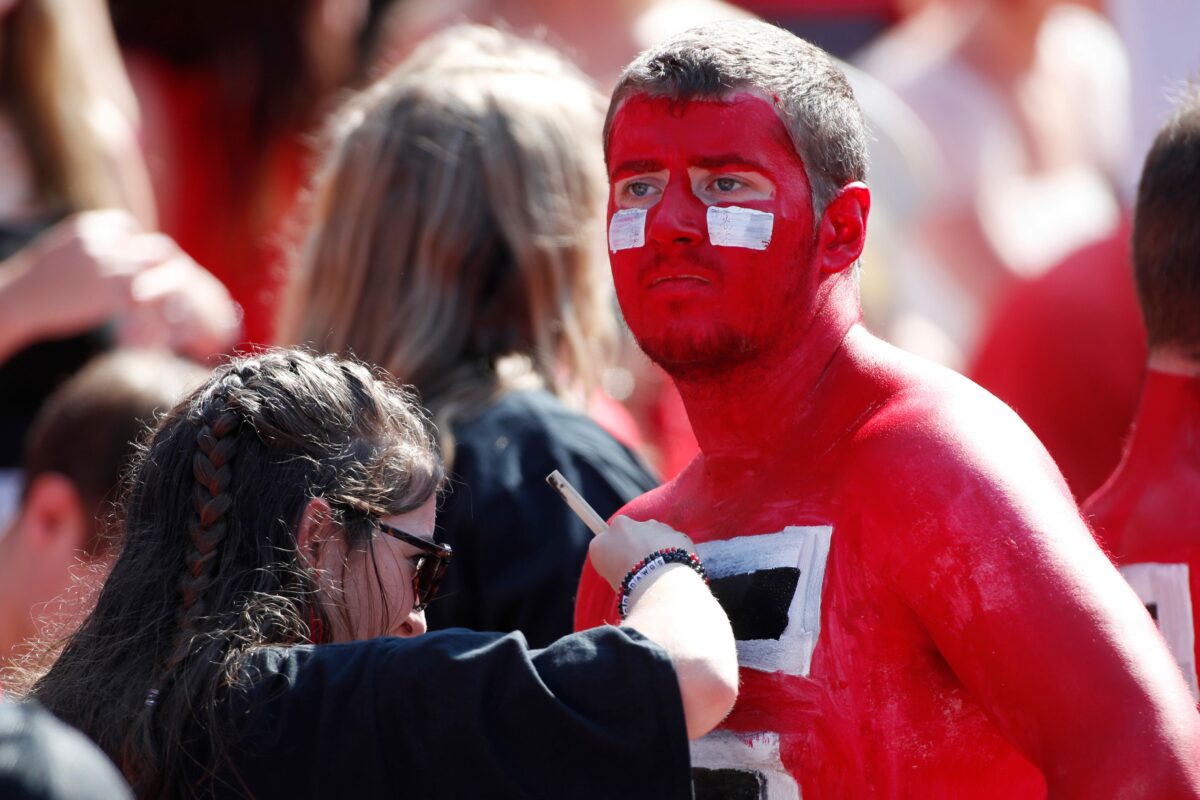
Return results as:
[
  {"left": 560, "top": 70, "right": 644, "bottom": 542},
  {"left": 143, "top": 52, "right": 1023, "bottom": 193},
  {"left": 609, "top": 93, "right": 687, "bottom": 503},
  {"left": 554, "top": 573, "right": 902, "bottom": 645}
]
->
[
  {"left": 647, "top": 273, "right": 712, "bottom": 288},
  {"left": 639, "top": 257, "right": 720, "bottom": 289}
]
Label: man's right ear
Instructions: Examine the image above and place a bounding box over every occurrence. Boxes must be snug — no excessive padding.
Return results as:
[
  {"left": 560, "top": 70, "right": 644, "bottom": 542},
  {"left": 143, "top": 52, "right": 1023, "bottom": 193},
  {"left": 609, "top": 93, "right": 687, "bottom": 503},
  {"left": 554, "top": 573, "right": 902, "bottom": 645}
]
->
[{"left": 295, "top": 497, "right": 343, "bottom": 571}]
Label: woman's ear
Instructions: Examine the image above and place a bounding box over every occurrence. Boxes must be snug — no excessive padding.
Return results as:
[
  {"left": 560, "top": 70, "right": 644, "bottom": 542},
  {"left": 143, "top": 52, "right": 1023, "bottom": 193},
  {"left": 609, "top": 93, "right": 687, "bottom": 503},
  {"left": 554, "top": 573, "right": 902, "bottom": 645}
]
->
[{"left": 295, "top": 497, "right": 345, "bottom": 571}]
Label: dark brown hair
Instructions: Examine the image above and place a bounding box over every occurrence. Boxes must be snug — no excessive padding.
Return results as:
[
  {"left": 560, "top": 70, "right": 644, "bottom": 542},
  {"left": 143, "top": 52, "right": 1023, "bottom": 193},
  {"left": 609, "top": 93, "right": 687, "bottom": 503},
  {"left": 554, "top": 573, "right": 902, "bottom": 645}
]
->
[
  {"left": 1133, "top": 85, "right": 1200, "bottom": 352},
  {"left": 31, "top": 349, "right": 443, "bottom": 797}
]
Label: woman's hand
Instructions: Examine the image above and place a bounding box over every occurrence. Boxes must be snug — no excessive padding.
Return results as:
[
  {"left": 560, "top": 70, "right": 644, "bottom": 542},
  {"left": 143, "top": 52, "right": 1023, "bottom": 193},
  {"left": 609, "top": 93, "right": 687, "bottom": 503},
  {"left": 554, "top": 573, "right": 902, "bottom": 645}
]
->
[{"left": 589, "top": 515, "right": 698, "bottom": 593}]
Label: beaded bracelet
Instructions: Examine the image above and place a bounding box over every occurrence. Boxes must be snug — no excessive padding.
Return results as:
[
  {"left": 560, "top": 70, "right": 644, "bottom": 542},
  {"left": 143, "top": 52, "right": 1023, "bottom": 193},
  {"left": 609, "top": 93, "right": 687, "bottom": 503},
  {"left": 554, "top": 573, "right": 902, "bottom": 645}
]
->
[{"left": 618, "top": 547, "right": 708, "bottom": 618}]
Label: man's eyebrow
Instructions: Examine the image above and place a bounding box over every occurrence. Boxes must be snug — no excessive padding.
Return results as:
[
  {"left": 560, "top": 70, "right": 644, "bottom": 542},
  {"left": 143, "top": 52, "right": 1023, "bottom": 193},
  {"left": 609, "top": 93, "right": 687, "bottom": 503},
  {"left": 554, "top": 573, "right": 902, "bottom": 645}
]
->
[
  {"left": 691, "top": 154, "right": 770, "bottom": 172},
  {"left": 610, "top": 159, "right": 665, "bottom": 178}
]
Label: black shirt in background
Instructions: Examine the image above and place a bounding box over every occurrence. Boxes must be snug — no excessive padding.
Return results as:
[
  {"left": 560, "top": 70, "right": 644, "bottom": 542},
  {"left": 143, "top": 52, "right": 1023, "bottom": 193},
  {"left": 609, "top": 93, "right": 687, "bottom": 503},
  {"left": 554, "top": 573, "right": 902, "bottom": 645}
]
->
[{"left": 427, "top": 390, "right": 658, "bottom": 648}]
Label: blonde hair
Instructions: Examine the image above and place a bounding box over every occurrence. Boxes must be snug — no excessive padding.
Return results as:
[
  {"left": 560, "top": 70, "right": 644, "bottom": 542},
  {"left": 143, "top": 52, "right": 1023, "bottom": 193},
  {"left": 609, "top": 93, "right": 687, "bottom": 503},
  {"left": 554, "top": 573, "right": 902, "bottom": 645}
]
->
[
  {"left": 1, "top": 0, "right": 145, "bottom": 213},
  {"left": 282, "top": 25, "right": 614, "bottom": 458}
]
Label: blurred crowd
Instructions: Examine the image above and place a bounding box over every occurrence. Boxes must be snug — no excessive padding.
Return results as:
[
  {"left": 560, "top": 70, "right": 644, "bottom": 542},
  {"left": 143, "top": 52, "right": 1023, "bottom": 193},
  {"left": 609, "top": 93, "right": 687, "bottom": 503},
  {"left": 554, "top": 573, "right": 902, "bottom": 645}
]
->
[{"left": 0, "top": 0, "right": 1197, "bottom": 795}]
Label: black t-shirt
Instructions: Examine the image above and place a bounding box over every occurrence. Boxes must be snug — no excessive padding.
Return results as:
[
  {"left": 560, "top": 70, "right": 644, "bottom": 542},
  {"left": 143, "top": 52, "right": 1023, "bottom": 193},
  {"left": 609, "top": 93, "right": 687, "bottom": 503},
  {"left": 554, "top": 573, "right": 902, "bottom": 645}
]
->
[
  {"left": 428, "top": 390, "right": 658, "bottom": 648},
  {"left": 202, "top": 626, "right": 691, "bottom": 799}
]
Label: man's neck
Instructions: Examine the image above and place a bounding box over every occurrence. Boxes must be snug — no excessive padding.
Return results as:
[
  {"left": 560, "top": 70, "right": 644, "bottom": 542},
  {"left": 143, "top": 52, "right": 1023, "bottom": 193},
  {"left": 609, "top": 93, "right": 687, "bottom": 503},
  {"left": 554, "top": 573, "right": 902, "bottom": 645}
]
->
[
  {"left": 1121, "top": 365, "right": 1200, "bottom": 478},
  {"left": 670, "top": 296, "right": 861, "bottom": 482}
]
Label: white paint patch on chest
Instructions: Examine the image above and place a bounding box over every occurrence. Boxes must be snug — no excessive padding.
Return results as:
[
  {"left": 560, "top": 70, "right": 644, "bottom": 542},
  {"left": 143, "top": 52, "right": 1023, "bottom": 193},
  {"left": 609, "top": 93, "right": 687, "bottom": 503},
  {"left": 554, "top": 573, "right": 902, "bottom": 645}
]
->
[
  {"left": 691, "top": 730, "right": 800, "bottom": 799},
  {"left": 707, "top": 205, "right": 774, "bottom": 250},
  {"left": 607, "top": 208, "right": 646, "bottom": 251},
  {"left": 697, "top": 525, "right": 832, "bottom": 677},
  {"left": 1120, "top": 562, "right": 1197, "bottom": 699}
]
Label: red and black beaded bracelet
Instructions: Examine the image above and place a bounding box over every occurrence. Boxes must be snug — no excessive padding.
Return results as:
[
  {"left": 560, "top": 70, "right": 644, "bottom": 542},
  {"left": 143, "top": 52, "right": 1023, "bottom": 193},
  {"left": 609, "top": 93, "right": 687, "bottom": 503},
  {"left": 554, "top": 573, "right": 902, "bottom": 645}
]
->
[{"left": 618, "top": 547, "right": 708, "bottom": 618}]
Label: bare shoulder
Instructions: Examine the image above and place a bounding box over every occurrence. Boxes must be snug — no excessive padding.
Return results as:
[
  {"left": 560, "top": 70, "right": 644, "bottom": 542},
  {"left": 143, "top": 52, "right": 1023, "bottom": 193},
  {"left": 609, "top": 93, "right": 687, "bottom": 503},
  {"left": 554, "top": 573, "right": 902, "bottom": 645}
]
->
[
  {"left": 839, "top": 339, "right": 1088, "bottom": 570},
  {"left": 612, "top": 456, "right": 705, "bottom": 529},
  {"left": 614, "top": 485, "right": 671, "bottom": 521},
  {"left": 850, "top": 342, "right": 1070, "bottom": 500}
]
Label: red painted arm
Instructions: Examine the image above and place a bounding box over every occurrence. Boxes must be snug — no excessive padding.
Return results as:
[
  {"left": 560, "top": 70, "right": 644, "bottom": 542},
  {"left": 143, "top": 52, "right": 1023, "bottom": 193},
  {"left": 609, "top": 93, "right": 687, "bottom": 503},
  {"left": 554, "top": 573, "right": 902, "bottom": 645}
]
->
[{"left": 859, "top": 397, "right": 1200, "bottom": 797}]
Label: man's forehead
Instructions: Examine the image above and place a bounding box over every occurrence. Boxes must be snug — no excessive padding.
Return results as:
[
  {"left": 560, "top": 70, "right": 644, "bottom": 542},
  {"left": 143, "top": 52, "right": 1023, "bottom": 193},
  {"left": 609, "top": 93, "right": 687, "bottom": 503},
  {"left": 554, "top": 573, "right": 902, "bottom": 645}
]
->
[
  {"left": 606, "top": 91, "right": 803, "bottom": 174},
  {"left": 610, "top": 89, "right": 783, "bottom": 128}
]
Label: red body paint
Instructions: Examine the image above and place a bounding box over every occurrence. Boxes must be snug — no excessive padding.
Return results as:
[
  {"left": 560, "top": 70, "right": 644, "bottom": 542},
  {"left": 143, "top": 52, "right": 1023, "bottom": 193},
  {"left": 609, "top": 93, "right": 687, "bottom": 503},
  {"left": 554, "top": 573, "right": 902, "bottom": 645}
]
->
[
  {"left": 577, "top": 94, "right": 1200, "bottom": 797},
  {"left": 1085, "top": 370, "right": 1200, "bottom": 688}
]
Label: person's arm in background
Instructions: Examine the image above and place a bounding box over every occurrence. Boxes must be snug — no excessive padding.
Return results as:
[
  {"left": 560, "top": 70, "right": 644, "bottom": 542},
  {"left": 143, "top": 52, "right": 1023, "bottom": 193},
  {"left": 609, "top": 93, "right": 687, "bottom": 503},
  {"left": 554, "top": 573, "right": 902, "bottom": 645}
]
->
[
  {"left": 589, "top": 515, "right": 738, "bottom": 739},
  {"left": 0, "top": 212, "right": 140, "bottom": 364},
  {"left": 0, "top": 211, "right": 240, "bottom": 365}
]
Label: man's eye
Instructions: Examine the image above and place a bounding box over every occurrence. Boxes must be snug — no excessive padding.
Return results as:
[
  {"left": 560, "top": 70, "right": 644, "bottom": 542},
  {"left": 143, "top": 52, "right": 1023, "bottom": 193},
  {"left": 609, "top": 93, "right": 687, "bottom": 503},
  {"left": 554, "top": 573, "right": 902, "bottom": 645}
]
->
[
  {"left": 713, "top": 177, "right": 741, "bottom": 192},
  {"left": 628, "top": 182, "right": 653, "bottom": 197}
]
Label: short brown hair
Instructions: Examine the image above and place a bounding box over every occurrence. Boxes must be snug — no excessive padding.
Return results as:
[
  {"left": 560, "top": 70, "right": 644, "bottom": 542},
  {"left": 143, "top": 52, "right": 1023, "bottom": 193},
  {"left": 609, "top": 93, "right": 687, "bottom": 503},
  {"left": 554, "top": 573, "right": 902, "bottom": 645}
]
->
[
  {"left": 1133, "top": 85, "right": 1200, "bottom": 351},
  {"left": 21, "top": 350, "right": 207, "bottom": 555}
]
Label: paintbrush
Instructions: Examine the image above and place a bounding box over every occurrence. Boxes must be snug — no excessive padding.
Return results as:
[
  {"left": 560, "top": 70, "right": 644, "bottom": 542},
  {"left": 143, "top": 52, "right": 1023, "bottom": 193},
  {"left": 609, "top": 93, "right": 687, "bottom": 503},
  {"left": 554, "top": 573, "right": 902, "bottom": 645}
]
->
[{"left": 545, "top": 470, "right": 609, "bottom": 535}]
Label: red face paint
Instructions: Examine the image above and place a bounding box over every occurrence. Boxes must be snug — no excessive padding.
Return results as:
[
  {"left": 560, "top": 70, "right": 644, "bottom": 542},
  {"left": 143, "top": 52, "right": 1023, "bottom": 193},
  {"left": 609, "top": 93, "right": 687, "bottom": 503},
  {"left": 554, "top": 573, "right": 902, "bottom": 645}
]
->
[
  {"left": 578, "top": 94, "right": 1200, "bottom": 799},
  {"left": 606, "top": 93, "right": 819, "bottom": 373}
]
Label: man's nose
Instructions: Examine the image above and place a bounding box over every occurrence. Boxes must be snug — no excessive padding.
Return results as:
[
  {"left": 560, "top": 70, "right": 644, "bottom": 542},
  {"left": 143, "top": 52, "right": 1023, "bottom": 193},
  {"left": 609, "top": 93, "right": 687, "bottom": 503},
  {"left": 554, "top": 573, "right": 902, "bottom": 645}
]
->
[{"left": 647, "top": 180, "right": 704, "bottom": 247}]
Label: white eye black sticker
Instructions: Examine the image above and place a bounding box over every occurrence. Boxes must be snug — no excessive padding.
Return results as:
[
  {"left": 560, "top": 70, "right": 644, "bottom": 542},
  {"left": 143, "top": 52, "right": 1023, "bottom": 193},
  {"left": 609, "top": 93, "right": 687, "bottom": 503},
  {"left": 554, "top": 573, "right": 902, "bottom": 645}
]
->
[
  {"left": 608, "top": 208, "right": 646, "bottom": 252},
  {"left": 1120, "top": 562, "right": 1197, "bottom": 699},
  {"left": 708, "top": 206, "right": 774, "bottom": 250},
  {"left": 691, "top": 731, "right": 800, "bottom": 800},
  {"left": 696, "top": 526, "right": 832, "bottom": 677}
]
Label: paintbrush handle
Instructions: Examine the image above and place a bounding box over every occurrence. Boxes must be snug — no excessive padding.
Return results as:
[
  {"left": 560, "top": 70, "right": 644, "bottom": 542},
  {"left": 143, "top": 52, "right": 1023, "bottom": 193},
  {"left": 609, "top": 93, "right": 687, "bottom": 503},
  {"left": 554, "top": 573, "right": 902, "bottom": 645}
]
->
[{"left": 545, "top": 470, "right": 609, "bottom": 535}]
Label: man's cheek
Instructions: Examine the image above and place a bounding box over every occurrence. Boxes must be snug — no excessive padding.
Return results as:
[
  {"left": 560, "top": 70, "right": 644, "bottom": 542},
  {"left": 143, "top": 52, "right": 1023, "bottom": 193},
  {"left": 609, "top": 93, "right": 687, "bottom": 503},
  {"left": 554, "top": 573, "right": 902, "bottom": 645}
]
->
[{"left": 609, "top": 251, "right": 642, "bottom": 307}]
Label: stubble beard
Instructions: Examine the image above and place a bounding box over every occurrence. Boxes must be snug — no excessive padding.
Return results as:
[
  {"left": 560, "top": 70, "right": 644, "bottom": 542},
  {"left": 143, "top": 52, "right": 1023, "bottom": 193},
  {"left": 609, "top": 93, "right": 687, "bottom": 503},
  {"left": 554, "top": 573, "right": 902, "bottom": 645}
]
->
[{"left": 629, "top": 315, "right": 760, "bottom": 382}]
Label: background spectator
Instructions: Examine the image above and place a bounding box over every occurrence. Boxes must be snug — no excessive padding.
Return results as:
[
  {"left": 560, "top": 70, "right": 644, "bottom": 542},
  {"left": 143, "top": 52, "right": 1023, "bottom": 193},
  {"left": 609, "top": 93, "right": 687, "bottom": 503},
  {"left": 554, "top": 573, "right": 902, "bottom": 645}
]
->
[{"left": 0, "top": 350, "right": 207, "bottom": 666}]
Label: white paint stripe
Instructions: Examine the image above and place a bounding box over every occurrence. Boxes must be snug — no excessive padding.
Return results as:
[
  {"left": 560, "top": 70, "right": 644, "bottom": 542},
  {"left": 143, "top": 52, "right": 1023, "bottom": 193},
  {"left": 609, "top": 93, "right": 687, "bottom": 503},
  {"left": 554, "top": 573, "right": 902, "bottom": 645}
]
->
[
  {"left": 608, "top": 208, "right": 646, "bottom": 251},
  {"left": 708, "top": 205, "right": 774, "bottom": 250},
  {"left": 691, "top": 730, "right": 801, "bottom": 800},
  {"left": 1120, "top": 562, "right": 1198, "bottom": 699}
]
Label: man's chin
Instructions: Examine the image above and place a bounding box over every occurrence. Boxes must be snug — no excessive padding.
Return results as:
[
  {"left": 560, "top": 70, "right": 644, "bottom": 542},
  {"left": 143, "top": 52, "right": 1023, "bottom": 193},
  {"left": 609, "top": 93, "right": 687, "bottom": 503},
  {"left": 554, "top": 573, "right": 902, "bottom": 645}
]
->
[{"left": 632, "top": 328, "right": 756, "bottom": 379}]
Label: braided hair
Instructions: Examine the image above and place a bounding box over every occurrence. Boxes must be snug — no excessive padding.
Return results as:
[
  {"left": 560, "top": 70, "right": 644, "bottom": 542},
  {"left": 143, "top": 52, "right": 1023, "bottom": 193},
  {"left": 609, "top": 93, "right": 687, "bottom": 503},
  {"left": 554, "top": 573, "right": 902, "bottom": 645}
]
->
[{"left": 31, "top": 350, "right": 443, "bottom": 798}]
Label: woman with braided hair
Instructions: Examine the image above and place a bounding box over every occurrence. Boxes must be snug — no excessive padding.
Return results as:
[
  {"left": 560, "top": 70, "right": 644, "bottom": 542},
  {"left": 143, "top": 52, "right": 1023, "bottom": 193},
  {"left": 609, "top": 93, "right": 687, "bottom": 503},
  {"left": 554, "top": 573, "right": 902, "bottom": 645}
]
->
[{"left": 25, "top": 349, "right": 736, "bottom": 799}]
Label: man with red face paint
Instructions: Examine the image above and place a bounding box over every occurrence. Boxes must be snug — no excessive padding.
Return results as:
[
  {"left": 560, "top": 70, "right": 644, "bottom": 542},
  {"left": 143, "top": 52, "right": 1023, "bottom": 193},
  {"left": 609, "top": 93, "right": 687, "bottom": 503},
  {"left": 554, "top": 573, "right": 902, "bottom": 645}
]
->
[
  {"left": 1085, "top": 88, "right": 1200, "bottom": 705},
  {"left": 574, "top": 20, "right": 1200, "bottom": 799}
]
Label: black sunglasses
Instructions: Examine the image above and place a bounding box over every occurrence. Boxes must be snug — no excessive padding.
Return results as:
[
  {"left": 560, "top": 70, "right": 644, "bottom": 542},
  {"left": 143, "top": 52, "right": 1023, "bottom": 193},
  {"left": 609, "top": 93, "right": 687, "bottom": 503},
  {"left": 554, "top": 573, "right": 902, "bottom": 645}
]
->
[{"left": 377, "top": 523, "right": 453, "bottom": 612}]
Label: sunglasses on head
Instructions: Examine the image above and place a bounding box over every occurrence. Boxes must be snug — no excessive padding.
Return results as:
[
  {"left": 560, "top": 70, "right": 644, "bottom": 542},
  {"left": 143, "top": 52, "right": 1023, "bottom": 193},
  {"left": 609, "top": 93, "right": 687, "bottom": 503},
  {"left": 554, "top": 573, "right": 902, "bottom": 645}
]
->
[{"left": 376, "top": 522, "right": 453, "bottom": 612}]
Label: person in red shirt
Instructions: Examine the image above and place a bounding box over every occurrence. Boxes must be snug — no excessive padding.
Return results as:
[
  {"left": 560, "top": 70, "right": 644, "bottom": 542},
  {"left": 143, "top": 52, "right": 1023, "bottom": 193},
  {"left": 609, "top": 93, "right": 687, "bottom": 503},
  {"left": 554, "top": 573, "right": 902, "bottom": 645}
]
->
[
  {"left": 1085, "top": 87, "right": 1200, "bottom": 702},
  {"left": 970, "top": 222, "right": 1147, "bottom": 501},
  {"left": 574, "top": 20, "right": 1200, "bottom": 798}
]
